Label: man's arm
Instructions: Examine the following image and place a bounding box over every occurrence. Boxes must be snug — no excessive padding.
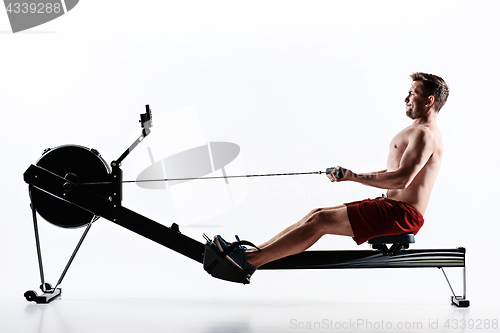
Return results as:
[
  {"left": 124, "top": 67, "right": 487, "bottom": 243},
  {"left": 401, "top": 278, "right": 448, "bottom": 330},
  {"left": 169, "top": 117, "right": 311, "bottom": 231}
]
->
[{"left": 331, "top": 128, "right": 436, "bottom": 189}]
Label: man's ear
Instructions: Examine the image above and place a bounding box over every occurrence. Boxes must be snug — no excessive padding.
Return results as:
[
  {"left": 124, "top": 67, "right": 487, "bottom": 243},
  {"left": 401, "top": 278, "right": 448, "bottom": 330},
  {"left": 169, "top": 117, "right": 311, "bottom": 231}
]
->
[{"left": 426, "top": 95, "right": 435, "bottom": 108}]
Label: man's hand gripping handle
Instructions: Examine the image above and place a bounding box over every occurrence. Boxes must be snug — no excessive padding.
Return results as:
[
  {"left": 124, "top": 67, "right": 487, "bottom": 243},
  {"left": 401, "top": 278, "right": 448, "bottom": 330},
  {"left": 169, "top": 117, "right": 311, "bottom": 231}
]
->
[{"left": 326, "top": 167, "right": 345, "bottom": 179}]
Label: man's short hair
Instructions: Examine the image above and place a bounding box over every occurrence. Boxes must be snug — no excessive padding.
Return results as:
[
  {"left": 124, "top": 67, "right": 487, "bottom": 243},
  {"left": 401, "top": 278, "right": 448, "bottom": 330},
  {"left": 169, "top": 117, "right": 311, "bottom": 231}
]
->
[{"left": 410, "top": 72, "right": 449, "bottom": 112}]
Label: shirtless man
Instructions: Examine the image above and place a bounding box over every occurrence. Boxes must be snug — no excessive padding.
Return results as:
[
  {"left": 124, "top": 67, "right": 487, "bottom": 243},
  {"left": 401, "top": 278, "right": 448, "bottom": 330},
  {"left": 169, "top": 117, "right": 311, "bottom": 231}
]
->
[{"left": 215, "top": 72, "right": 450, "bottom": 278}]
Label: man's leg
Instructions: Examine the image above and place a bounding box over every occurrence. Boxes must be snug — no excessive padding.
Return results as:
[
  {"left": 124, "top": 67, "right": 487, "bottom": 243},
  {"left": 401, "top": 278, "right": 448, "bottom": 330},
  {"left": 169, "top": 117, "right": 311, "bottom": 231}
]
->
[{"left": 246, "top": 205, "right": 353, "bottom": 268}]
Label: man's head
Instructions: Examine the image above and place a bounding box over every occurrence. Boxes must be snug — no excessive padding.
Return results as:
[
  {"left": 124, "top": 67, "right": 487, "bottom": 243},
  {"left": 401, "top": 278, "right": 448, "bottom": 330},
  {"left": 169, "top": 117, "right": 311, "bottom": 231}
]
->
[
  {"left": 405, "top": 73, "right": 449, "bottom": 120},
  {"left": 409, "top": 72, "right": 449, "bottom": 112}
]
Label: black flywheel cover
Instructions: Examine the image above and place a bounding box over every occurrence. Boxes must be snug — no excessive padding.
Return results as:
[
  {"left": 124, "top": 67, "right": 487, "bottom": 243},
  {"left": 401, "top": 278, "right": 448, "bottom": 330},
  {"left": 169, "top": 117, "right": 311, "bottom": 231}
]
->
[{"left": 30, "top": 145, "right": 112, "bottom": 228}]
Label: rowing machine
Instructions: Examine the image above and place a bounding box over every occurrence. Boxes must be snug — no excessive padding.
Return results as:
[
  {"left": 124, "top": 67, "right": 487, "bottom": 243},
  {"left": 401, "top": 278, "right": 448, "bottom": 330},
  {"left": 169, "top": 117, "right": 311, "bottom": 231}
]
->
[{"left": 22, "top": 105, "right": 469, "bottom": 307}]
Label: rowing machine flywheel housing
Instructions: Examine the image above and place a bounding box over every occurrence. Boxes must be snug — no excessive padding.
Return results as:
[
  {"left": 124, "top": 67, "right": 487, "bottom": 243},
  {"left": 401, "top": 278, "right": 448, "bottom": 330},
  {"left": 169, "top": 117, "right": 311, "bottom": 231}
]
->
[{"left": 30, "top": 145, "right": 112, "bottom": 228}]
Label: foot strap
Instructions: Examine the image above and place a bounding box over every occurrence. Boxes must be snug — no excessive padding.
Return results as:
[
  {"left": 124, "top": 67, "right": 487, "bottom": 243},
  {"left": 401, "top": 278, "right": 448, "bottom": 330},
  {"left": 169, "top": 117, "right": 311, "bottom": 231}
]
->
[{"left": 221, "top": 240, "right": 261, "bottom": 256}]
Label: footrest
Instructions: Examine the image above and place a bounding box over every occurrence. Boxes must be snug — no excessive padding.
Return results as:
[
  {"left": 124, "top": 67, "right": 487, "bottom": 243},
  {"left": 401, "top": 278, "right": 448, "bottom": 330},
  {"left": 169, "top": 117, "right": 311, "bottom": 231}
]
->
[{"left": 203, "top": 242, "right": 250, "bottom": 284}]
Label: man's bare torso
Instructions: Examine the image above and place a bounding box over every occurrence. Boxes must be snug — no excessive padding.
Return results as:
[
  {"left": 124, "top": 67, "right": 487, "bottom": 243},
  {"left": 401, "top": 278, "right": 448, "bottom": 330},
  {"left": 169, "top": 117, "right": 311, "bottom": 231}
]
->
[{"left": 386, "top": 122, "right": 443, "bottom": 215}]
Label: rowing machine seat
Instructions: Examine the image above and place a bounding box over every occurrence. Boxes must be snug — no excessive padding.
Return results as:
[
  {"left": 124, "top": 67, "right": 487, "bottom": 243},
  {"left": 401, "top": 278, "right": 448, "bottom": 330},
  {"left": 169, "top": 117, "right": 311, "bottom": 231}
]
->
[
  {"left": 369, "top": 234, "right": 415, "bottom": 245},
  {"left": 368, "top": 233, "right": 415, "bottom": 256}
]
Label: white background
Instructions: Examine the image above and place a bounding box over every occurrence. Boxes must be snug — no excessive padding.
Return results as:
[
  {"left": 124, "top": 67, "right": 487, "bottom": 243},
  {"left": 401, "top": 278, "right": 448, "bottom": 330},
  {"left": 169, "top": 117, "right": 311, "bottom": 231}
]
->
[{"left": 1, "top": 1, "right": 499, "bottom": 332}]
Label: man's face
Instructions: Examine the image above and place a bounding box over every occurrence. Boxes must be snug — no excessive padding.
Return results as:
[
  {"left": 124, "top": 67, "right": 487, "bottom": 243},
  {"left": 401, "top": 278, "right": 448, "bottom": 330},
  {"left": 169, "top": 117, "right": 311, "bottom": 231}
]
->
[{"left": 405, "top": 81, "right": 428, "bottom": 119}]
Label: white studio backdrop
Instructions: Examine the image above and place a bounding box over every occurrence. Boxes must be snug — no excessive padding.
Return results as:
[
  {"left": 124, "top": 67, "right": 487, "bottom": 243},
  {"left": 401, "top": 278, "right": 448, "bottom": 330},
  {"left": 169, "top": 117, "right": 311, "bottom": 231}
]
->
[{"left": 1, "top": 0, "right": 499, "bottom": 312}]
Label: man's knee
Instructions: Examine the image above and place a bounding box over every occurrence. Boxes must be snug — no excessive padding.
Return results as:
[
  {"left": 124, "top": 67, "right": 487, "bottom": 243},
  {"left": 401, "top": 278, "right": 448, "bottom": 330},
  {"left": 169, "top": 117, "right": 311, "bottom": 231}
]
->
[
  {"left": 306, "top": 210, "right": 336, "bottom": 227},
  {"left": 307, "top": 207, "right": 351, "bottom": 234},
  {"left": 309, "top": 208, "right": 323, "bottom": 216}
]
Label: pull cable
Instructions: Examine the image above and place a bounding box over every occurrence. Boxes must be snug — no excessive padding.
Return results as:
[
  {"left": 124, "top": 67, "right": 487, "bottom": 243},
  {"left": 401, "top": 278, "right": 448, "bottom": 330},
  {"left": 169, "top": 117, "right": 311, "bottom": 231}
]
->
[
  {"left": 81, "top": 168, "right": 344, "bottom": 185},
  {"left": 81, "top": 170, "right": 330, "bottom": 185}
]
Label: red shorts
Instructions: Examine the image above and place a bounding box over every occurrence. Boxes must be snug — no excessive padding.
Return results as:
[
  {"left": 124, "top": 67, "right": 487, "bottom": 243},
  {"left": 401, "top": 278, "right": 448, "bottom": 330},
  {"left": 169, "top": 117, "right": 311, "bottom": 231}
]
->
[{"left": 345, "top": 197, "right": 424, "bottom": 245}]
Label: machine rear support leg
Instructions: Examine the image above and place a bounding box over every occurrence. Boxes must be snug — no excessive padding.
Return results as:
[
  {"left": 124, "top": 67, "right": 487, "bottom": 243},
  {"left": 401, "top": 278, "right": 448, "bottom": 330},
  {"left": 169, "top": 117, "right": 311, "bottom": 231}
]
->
[{"left": 439, "top": 266, "right": 469, "bottom": 307}]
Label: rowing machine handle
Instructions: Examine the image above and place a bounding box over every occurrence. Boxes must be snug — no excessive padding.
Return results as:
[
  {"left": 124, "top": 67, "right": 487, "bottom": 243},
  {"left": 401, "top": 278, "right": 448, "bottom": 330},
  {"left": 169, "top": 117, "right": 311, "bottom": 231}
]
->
[{"left": 326, "top": 168, "right": 345, "bottom": 179}]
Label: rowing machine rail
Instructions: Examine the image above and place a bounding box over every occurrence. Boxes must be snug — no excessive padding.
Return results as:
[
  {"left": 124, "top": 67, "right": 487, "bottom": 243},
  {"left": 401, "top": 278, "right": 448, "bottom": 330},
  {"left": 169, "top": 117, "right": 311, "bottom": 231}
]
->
[{"left": 203, "top": 237, "right": 469, "bottom": 307}]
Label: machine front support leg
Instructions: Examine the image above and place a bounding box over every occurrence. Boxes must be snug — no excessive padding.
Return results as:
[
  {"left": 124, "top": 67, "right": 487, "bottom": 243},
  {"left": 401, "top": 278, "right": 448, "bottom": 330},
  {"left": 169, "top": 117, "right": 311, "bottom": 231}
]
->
[
  {"left": 25, "top": 194, "right": 97, "bottom": 304},
  {"left": 25, "top": 191, "right": 62, "bottom": 303},
  {"left": 53, "top": 215, "right": 97, "bottom": 290},
  {"left": 29, "top": 190, "right": 47, "bottom": 292}
]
